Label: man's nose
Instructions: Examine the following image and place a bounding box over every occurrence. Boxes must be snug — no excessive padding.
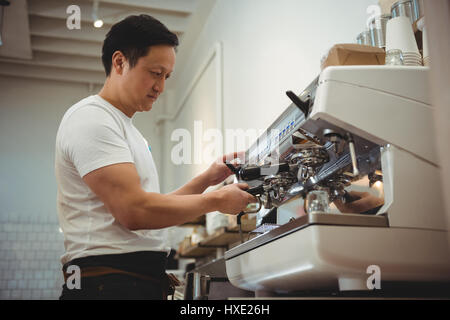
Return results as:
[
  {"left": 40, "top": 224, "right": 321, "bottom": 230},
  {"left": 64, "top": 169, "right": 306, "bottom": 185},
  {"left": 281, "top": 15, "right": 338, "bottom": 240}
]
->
[{"left": 153, "top": 78, "right": 165, "bottom": 93}]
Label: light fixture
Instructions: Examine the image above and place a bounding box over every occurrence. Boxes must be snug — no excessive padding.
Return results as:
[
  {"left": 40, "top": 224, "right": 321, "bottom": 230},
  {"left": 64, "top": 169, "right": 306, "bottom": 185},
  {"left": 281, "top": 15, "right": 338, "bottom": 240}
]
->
[
  {"left": 92, "top": 0, "right": 103, "bottom": 28},
  {"left": 94, "top": 19, "right": 103, "bottom": 28}
]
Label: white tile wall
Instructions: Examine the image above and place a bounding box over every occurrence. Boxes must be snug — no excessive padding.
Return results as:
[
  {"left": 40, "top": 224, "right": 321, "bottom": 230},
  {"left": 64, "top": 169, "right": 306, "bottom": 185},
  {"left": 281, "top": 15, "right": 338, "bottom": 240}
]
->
[{"left": 0, "top": 215, "right": 65, "bottom": 300}]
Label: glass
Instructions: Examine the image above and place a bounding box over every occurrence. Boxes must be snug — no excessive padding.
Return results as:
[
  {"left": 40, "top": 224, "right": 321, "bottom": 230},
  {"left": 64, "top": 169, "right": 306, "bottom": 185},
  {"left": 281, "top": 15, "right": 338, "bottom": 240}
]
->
[
  {"left": 369, "top": 14, "right": 391, "bottom": 48},
  {"left": 306, "top": 190, "right": 329, "bottom": 214},
  {"left": 385, "top": 49, "right": 404, "bottom": 65},
  {"left": 356, "top": 31, "right": 370, "bottom": 45},
  {"left": 391, "top": 0, "right": 415, "bottom": 24}
]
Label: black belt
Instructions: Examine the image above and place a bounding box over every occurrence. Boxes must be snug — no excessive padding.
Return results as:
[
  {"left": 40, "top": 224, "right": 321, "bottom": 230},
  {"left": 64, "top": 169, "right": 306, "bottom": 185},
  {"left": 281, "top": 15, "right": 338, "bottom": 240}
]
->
[{"left": 62, "top": 251, "right": 168, "bottom": 278}]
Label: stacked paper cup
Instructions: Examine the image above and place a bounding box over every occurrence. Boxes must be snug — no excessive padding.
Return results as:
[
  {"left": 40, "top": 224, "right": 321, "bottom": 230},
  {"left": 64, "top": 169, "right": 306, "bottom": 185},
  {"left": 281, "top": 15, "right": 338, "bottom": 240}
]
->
[
  {"left": 386, "top": 16, "right": 422, "bottom": 66},
  {"left": 422, "top": 26, "right": 429, "bottom": 66},
  {"left": 417, "top": 18, "right": 429, "bottom": 66}
]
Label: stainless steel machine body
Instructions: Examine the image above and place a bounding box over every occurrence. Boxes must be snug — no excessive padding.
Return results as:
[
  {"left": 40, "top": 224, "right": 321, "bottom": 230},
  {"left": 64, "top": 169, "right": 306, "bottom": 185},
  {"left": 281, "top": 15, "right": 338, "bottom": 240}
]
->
[{"left": 224, "top": 66, "right": 450, "bottom": 296}]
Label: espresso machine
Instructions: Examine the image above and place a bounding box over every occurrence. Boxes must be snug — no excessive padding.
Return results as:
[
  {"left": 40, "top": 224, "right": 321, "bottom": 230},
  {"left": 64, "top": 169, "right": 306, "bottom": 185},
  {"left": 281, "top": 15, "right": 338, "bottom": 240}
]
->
[{"left": 224, "top": 65, "right": 450, "bottom": 296}]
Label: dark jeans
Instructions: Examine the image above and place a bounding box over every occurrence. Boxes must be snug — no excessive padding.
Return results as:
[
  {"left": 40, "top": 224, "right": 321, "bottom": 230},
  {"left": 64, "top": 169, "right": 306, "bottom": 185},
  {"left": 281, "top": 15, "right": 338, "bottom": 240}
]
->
[{"left": 59, "top": 251, "right": 168, "bottom": 300}]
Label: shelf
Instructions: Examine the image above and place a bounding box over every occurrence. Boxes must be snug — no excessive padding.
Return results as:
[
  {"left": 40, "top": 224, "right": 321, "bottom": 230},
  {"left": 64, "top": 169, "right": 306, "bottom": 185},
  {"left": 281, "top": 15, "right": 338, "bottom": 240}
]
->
[
  {"left": 201, "top": 227, "right": 245, "bottom": 247},
  {"left": 178, "top": 244, "right": 215, "bottom": 258},
  {"left": 228, "top": 221, "right": 256, "bottom": 233},
  {"left": 177, "top": 227, "right": 250, "bottom": 258}
]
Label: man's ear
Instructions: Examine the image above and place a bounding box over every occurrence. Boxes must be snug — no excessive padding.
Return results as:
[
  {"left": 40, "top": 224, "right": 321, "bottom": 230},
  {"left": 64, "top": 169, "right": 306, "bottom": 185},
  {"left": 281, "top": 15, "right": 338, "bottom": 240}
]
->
[{"left": 111, "top": 51, "right": 127, "bottom": 75}]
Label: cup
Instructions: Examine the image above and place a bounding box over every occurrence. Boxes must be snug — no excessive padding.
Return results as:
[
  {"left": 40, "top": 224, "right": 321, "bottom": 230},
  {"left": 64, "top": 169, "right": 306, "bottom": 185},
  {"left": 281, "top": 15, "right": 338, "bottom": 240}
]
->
[
  {"left": 368, "top": 14, "right": 391, "bottom": 48},
  {"left": 412, "top": 0, "right": 424, "bottom": 23},
  {"left": 386, "top": 16, "right": 420, "bottom": 55},
  {"left": 356, "top": 31, "right": 371, "bottom": 46},
  {"left": 385, "top": 49, "right": 404, "bottom": 65},
  {"left": 422, "top": 25, "right": 429, "bottom": 65},
  {"left": 391, "top": 0, "right": 415, "bottom": 24},
  {"left": 402, "top": 51, "right": 422, "bottom": 66},
  {"left": 306, "top": 190, "right": 329, "bottom": 214}
]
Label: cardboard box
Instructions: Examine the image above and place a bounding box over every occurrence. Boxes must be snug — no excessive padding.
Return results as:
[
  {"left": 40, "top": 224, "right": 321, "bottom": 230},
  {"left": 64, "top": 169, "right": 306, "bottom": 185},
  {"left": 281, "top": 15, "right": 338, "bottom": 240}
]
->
[
  {"left": 190, "top": 226, "right": 206, "bottom": 245},
  {"left": 206, "top": 211, "right": 229, "bottom": 235},
  {"left": 378, "top": 0, "right": 397, "bottom": 14},
  {"left": 228, "top": 213, "right": 257, "bottom": 232},
  {"left": 178, "top": 236, "right": 192, "bottom": 254},
  {"left": 321, "top": 44, "right": 386, "bottom": 70}
]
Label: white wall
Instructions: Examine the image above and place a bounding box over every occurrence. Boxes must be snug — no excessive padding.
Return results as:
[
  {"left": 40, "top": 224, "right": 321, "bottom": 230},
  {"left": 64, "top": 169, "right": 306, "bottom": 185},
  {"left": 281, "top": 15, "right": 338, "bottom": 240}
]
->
[
  {"left": 0, "top": 76, "right": 93, "bottom": 220},
  {"left": 0, "top": 76, "right": 96, "bottom": 299},
  {"left": 163, "top": 50, "right": 220, "bottom": 193},
  {"left": 161, "top": 0, "right": 378, "bottom": 192}
]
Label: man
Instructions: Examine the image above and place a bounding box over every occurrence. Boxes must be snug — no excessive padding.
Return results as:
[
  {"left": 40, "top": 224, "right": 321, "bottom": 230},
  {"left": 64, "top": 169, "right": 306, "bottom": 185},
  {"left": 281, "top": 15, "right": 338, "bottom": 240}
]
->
[{"left": 55, "top": 15, "right": 254, "bottom": 300}]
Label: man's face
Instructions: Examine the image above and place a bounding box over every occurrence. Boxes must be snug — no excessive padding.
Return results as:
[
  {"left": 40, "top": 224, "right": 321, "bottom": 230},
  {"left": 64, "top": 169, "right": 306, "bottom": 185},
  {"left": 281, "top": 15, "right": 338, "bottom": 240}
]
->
[{"left": 120, "top": 45, "right": 175, "bottom": 113}]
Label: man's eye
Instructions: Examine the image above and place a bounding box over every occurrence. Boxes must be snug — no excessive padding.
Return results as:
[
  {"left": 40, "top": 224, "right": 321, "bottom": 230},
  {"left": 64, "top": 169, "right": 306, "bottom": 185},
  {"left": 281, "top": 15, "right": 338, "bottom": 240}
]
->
[{"left": 151, "top": 71, "right": 162, "bottom": 76}]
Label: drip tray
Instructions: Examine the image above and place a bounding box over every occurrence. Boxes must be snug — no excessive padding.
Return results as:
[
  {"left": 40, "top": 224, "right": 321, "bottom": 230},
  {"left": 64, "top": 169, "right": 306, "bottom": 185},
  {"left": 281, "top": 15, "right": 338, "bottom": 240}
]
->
[{"left": 225, "top": 212, "right": 389, "bottom": 260}]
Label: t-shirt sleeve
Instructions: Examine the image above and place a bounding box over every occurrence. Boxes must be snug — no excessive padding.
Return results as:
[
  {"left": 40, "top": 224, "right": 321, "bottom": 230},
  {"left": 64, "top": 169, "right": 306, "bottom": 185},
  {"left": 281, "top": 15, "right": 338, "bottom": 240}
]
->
[{"left": 61, "top": 106, "right": 134, "bottom": 178}]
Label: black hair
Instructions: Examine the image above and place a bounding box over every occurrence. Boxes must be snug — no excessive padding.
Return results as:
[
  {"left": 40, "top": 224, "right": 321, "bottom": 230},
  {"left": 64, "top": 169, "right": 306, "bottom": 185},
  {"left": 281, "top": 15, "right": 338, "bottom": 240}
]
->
[{"left": 102, "top": 14, "right": 179, "bottom": 76}]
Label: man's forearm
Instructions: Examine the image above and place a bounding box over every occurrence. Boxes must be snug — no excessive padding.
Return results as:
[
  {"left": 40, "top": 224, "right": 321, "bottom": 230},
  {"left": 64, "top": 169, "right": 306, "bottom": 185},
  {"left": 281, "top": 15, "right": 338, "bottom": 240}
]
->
[
  {"left": 127, "top": 191, "right": 219, "bottom": 230},
  {"left": 169, "top": 171, "right": 211, "bottom": 195}
]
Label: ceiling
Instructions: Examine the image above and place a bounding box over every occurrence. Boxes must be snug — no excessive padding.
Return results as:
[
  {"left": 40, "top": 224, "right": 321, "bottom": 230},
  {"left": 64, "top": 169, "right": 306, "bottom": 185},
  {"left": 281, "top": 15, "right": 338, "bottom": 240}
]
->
[{"left": 0, "top": 0, "right": 199, "bottom": 85}]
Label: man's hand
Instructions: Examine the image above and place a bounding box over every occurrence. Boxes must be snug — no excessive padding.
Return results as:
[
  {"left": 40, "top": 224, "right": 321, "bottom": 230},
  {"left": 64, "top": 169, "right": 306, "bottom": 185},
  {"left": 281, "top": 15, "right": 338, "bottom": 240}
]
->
[
  {"left": 203, "top": 151, "right": 245, "bottom": 186},
  {"left": 213, "top": 183, "right": 257, "bottom": 214},
  {"left": 334, "top": 191, "right": 384, "bottom": 213},
  {"left": 170, "top": 151, "right": 246, "bottom": 196}
]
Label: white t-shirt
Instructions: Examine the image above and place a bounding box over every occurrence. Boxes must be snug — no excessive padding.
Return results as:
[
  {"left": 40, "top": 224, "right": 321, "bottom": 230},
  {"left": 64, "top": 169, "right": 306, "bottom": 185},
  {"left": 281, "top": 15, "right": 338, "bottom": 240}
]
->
[{"left": 55, "top": 95, "right": 170, "bottom": 265}]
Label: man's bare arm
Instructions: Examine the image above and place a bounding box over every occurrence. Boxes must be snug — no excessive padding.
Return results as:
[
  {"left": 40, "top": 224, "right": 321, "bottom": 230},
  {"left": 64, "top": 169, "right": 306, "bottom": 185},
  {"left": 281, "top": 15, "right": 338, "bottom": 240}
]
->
[{"left": 83, "top": 163, "right": 254, "bottom": 230}]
